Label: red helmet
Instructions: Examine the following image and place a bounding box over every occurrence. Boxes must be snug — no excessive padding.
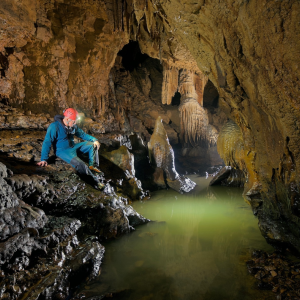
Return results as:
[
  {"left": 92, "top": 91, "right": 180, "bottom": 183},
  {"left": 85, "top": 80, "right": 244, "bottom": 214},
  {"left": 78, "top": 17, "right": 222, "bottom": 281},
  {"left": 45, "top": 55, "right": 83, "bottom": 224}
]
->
[{"left": 63, "top": 108, "right": 78, "bottom": 121}]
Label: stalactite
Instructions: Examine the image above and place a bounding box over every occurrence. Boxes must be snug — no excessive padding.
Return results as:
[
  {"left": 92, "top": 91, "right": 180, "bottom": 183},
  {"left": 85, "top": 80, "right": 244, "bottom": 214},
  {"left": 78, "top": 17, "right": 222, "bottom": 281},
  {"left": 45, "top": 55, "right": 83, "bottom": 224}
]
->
[
  {"left": 113, "top": 0, "right": 124, "bottom": 31},
  {"left": 177, "top": 69, "right": 211, "bottom": 146},
  {"left": 98, "top": 96, "right": 102, "bottom": 116},
  {"left": 132, "top": 0, "right": 147, "bottom": 25},
  {"left": 178, "top": 69, "right": 197, "bottom": 99},
  {"left": 109, "top": 73, "right": 117, "bottom": 106},
  {"left": 161, "top": 61, "right": 179, "bottom": 105},
  {"left": 123, "top": 1, "right": 130, "bottom": 34},
  {"left": 96, "top": 94, "right": 106, "bottom": 116},
  {"left": 102, "top": 95, "right": 106, "bottom": 114},
  {"left": 159, "top": 39, "right": 162, "bottom": 64},
  {"left": 194, "top": 72, "right": 208, "bottom": 106},
  {"left": 179, "top": 98, "right": 209, "bottom": 147},
  {"left": 151, "top": 13, "right": 157, "bottom": 39},
  {"left": 131, "top": 13, "right": 138, "bottom": 40},
  {"left": 144, "top": 0, "right": 154, "bottom": 33}
]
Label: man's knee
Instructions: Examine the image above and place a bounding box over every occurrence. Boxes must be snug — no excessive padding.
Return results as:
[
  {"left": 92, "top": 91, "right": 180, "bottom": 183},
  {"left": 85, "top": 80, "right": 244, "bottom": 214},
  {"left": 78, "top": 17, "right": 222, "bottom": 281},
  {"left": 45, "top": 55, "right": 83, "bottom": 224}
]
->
[{"left": 70, "top": 157, "right": 90, "bottom": 175}]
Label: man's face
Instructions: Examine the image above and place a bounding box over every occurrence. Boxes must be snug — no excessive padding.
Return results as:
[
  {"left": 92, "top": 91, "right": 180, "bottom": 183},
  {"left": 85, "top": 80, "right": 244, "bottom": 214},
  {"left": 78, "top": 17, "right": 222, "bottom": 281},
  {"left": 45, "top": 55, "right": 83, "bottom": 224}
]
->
[
  {"left": 68, "top": 119, "right": 76, "bottom": 127},
  {"left": 64, "top": 117, "right": 76, "bottom": 127}
]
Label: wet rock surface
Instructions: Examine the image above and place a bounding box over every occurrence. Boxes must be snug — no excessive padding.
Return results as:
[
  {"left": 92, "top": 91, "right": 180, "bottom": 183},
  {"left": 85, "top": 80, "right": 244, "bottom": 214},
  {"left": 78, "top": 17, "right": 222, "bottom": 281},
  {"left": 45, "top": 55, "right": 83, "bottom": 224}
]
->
[
  {"left": 247, "top": 250, "right": 300, "bottom": 299},
  {"left": 0, "top": 126, "right": 151, "bottom": 299},
  {"left": 210, "top": 166, "right": 245, "bottom": 187}
]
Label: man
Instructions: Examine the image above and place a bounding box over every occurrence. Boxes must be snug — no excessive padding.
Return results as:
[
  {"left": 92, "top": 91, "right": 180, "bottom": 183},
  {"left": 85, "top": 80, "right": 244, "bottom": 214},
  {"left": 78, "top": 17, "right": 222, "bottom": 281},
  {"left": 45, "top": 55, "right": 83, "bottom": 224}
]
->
[{"left": 37, "top": 108, "right": 105, "bottom": 190}]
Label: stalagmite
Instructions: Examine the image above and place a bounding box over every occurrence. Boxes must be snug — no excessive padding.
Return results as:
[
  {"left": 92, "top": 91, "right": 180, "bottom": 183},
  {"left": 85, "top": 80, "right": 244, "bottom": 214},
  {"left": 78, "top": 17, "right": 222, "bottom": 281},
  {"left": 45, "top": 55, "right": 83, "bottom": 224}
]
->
[
  {"left": 148, "top": 116, "right": 196, "bottom": 193},
  {"left": 217, "top": 119, "right": 244, "bottom": 168},
  {"left": 162, "top": 61, "right": 179, "bottom": 105}
]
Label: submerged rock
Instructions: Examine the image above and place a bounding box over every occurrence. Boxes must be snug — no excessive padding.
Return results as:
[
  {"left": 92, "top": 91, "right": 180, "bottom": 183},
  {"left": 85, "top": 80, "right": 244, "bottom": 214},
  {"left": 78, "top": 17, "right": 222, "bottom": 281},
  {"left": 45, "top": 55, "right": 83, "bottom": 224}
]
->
[
  {"left": 247, "top": 250, "right": 300, "bottom": 299},
  {"left": 209, "top": 166, "right": 245, "bottom": 187}
]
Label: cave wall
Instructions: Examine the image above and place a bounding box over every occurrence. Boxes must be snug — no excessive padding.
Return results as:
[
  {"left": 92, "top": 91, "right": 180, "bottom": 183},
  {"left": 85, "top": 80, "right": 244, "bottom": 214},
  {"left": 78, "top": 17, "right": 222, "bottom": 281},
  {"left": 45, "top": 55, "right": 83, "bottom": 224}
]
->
[
  {"left": 0, "top": 0, "right": 129, "bottom": 118},
  {"left": 155, "top": 0, "right": 300, "bottom": 188},
  {"left": 0, "top": 0, "right": 217, "bottom": 141},
  {"left": 150, "top": 0, "right": 300, "bottom": 248}
]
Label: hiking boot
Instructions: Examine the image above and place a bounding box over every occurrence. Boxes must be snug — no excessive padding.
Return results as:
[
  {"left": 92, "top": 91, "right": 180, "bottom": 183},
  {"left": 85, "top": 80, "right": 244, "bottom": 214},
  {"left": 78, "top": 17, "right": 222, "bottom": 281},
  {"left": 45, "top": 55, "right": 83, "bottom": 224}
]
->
[
  {"left": 89, "top": 166, "right": 104, "bottom": 175},
  {"left": 96, "top": 182, "right": 105, "bottom": 190}
]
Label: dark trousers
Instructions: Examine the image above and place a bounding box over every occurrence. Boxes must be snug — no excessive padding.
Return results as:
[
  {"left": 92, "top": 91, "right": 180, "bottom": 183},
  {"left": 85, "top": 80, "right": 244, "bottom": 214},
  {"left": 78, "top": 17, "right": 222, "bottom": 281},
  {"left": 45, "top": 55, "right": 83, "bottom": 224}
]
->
[{"left": 57, "top": 142, "right": 100, "bottom": 184}]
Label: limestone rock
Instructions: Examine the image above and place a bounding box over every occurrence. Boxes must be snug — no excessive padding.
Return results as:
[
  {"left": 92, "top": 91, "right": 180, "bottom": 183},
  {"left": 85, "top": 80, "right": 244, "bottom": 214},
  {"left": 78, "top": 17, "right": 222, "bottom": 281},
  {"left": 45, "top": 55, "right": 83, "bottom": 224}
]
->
[
  {"left": 101, "top": 145, "right": 135, "bottom": 177},
  {"left": 148, "top": 116, "right": 196, "bottom": 193},
  {"left": 100, "top": 145, "right": 147, "bottom": 200},
  {"left": 209, "top": 166, "right": 245, "bottom": 188}
]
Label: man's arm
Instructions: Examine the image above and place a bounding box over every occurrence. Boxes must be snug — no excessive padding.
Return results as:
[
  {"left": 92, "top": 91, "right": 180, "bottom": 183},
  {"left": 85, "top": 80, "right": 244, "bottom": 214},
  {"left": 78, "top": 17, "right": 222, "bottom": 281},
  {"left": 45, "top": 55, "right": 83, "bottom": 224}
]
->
[
  {"left": 39, "top": 123, "right": 57, "bottom": 163},
  {"left": 75, "top": 127, "right": 98, "bottom": 142},
  {"left": 75, "top": 127, "right": 100, "bottom": 149},
  {"left": 75, "top": 127, "right": 97, "bottom": 142}
]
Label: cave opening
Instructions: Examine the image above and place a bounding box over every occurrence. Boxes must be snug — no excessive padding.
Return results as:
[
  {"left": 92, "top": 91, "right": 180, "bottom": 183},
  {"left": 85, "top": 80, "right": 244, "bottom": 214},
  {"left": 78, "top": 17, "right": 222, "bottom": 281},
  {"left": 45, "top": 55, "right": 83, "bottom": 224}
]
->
[
  {"left": 117, "top": 41, "right": 149, "bottom": 72},
  {"left": 203, "top": 80, "right": 219, "bottom": 108},
  {"left": 171, "top": 91, "right": 181, "bottom": 106},
  {"left": 114, "top": 40, "right": 226, "bottom": 177}
]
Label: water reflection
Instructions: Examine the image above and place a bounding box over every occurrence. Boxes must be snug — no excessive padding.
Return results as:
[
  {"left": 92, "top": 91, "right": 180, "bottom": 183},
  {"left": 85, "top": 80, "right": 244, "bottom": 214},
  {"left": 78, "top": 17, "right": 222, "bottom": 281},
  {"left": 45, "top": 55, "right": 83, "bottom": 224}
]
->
[{"left": 82, "top": 176, "right": 274, "bottom": 300}]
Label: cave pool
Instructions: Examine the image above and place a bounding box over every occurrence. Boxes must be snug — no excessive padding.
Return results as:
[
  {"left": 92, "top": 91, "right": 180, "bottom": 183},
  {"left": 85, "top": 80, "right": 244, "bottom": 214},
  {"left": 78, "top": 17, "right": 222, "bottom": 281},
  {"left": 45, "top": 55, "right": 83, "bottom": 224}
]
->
[{"left": 82, "top": 175, "right": 275, "bottom": 300}]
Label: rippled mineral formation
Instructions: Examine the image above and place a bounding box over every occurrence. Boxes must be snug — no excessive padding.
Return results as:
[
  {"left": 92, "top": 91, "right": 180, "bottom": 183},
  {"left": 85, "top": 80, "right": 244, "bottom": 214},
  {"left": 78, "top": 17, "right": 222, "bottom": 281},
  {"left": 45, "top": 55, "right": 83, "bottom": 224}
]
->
[{"left": 148, "top": 116, "right": 196, "bottom": 193}]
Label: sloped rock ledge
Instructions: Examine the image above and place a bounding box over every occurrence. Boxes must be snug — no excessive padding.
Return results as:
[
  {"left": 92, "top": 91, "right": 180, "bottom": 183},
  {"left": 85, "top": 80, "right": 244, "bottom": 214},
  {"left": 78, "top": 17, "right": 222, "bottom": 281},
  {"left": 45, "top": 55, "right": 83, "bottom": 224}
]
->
[{"left": 0, "top": 158, "right": 149, "bottom": 300}]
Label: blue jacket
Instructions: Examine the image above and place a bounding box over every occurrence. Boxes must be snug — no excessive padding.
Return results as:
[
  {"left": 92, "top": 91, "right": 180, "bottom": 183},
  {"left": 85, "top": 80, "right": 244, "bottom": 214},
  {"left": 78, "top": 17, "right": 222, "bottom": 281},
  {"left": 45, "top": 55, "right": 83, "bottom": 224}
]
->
[{"left": 41, "top": 115, "right": 97, "bottom": 161}]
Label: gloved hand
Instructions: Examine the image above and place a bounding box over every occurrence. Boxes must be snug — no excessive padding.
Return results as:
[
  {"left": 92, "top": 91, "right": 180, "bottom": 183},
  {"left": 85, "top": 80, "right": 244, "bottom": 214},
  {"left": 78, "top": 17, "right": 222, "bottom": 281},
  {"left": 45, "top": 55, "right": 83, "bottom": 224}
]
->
[{"left": 94, "top": 141, "right": 100, "bottom": 150}]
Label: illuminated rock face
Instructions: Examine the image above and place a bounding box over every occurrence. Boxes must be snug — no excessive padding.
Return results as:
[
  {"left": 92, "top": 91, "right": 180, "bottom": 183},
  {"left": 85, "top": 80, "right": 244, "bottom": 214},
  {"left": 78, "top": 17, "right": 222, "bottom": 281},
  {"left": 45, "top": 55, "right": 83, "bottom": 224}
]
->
[
  {"left": 151, "top": 0, "right": 300, "bottom": 251},
  {"left": 0, "top": 0, "right": 216, "bottom": 149},
  {"left": 148, "top": 116, "right": 196, "bottom": 193}
]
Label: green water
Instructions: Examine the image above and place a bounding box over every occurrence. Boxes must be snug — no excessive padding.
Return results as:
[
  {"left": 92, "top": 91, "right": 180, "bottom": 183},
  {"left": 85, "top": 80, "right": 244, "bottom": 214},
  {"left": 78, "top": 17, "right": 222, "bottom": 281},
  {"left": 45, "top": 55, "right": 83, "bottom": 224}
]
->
[{"left": 83, "top": 176, "right": 274, "bottom": 300}]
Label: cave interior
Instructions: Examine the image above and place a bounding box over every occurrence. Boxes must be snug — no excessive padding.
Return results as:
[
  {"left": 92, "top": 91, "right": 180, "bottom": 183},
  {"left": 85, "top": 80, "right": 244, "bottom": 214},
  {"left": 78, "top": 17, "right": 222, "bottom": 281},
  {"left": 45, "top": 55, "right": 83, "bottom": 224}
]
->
[{"left": 0, "top": 0, "right": 300, "bottom": 299}]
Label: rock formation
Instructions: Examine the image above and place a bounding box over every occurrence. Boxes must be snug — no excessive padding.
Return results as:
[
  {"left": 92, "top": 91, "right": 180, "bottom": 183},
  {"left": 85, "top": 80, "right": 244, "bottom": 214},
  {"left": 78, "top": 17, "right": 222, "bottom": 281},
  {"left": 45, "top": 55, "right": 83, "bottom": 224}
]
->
[
  {"left": 0, "top": 105, "right": 151, "bottom": 298},
  {"left": 148, "top": 116, "right": 196, "bottom": 193}
]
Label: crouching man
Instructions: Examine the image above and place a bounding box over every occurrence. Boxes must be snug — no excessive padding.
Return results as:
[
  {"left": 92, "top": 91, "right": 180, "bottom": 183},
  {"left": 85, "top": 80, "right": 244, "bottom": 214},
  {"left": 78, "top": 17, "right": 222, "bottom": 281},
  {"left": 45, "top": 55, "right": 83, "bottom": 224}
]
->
[{"left": 37, "top": 108, "right": 105, "bottom": 190}]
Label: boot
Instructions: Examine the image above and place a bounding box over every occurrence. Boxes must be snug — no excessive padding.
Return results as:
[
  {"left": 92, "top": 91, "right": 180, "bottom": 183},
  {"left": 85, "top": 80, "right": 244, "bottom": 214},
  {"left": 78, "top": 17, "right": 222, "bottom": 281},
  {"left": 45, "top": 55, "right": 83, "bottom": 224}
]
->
[{"left": 89, "top": 166, "right": 104, "bottom": 176}]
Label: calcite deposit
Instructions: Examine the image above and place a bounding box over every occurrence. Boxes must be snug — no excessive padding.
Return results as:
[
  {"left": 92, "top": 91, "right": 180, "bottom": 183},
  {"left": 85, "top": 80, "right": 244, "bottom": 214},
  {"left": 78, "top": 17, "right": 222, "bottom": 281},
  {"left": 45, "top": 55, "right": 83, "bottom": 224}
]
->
[{"left": 148, "top": 116, "right": 196, "bottom": 193}]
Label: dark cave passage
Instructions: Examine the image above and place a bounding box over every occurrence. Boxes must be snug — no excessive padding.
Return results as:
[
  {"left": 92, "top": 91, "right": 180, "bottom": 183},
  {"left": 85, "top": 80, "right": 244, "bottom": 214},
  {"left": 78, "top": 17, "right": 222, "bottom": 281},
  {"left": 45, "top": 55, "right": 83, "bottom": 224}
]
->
[
  {"left": 171, "top": 91, "right": 181, "bottom": 106},
  {"left": 203, "top": 80, "right": 219, "bottom": 109},
  {"left": 118, "top": 41, "right": 149, "bottom": 72}
]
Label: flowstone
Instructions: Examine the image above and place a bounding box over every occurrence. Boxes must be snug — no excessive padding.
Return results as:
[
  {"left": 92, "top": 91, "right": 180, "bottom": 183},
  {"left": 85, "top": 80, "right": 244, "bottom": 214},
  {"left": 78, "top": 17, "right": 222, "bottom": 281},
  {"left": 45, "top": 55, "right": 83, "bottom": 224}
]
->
[{"left": 148, "top": 117, "right": 196, "bottom": 193}]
